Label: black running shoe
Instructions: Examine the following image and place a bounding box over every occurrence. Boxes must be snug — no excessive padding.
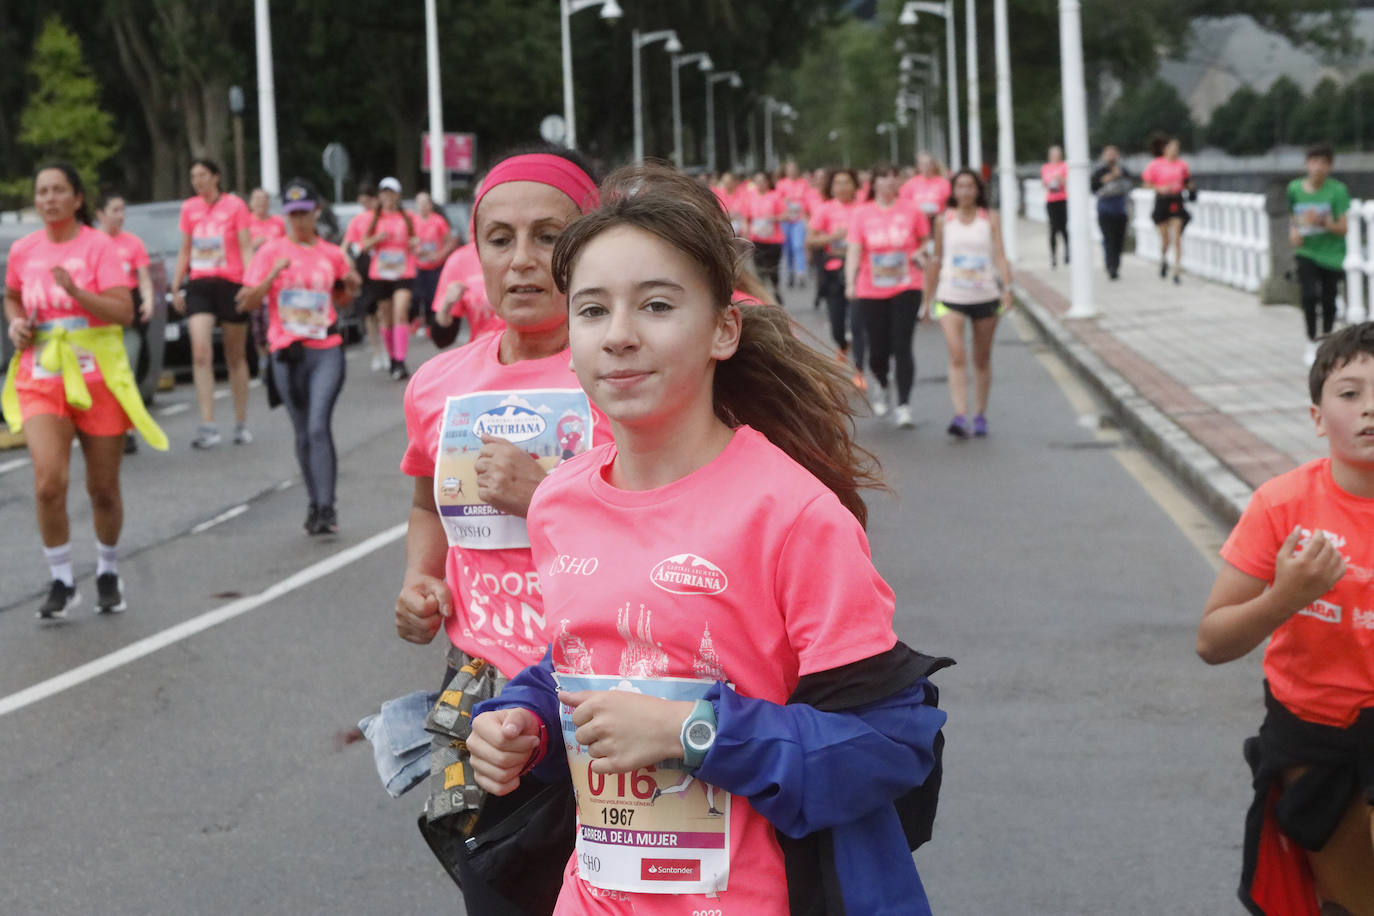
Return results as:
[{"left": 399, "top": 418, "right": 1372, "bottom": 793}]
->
[
  {"left": 315, "top": 505, "right": 339, "bottom": 535},
  {"left": 393, "top": 361, "right": 410, "bottom": 381},
  {"left": 95, "top": 573, "right": 127, "bottom": 613},
  {"left": 37, "top": 580, "right": 79, "bottom": 620},
  {"left": 304, "top": 504, "right": 319, "bottom": 534},
  {"left": 1159, "top": 261, "right": 1168, "bottom": 279}
]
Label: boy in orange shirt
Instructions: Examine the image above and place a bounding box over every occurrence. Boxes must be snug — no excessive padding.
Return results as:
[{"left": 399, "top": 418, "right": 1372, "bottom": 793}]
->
[{"left": 1197, "top": 322, "right": 1374, "bottom": 914}]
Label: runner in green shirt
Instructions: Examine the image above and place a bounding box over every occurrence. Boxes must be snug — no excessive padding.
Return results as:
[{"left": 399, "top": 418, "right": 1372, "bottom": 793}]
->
[{"left": 1287, "top": 145, "right": 1350, "bottom": 366}]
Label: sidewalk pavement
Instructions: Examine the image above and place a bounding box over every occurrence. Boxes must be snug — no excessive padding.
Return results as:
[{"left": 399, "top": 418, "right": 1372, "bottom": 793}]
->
[{"left": 1010, "top": 218, "right": 1324, "bottom": 525}]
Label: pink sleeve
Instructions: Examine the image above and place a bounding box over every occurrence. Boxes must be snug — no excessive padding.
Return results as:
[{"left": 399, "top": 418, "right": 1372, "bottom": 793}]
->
[
  {"left": 808, "top": 206, "right": 828, "bottom": 233},
  {"left": 178, "top": 200, "right": 193, "bottom": 234},
  {"left": 93, "top": 236, "right": 131, "bottom": 292},
  {"left": 776, "top": 495, "right": 897, "bottom": 676},
  {"left": 132, "top": 238, "right": 150, "bottom": 269},
  {"left": 1141, "top": 162, "right": 1155, "bottom": 186},
  {"left": 244, "top": 245, "right": 272, "bottom": 287},
  {"left": 330, "top": 243, "right": 349, "bottom": 278},
  {"left": 400, "top": 372, "right": 437, "bottom": 477},
  {"left": 1218, "top": 489, "right": 1281, "bottom": 582}
]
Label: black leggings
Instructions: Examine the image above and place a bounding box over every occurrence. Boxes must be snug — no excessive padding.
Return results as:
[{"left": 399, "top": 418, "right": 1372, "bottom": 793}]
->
[
  {"left": 860, "top": 290, "right": 920, "bottom": 405},
  {"left": 753, "top": 243, "right": 783, "bottom": 294},
  {"left": 271, "top": 345, "right": 346, "bottom": 509},
  {"left": 1296, "top": 257, "right": 1342, "bottom": 341},
  {"left": 1046, "top": 200, "right": 1068, "bottom": 261}
]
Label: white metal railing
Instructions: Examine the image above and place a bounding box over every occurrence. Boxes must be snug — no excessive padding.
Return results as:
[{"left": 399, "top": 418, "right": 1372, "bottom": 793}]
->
[
  {"left": 1131, "top": 189, "right": 1268, "bottom": 292},
  {"left": 1343, "top": 200, "right": 1374, "bottom": 324},
  {"left": 1022, "top": 178, "right": 1046, "bottom": 223}
]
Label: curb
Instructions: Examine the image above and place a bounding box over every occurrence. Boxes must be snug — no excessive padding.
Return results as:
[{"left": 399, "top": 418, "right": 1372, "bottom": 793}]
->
[{"left": 1013, "top": 282, "right": 1253, "bottom": 527}]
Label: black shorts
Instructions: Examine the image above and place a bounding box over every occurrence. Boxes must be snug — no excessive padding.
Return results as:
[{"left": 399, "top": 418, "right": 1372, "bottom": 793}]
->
[
  {"left": 367, "top": 279, "right": 413, "bottom": 303},
  {"left": 1152, "top": 194, "right": 1187, "bottom": 226},
  {"left": 941, "top": 299, "right": 1000, "bottom": 321},
  {"left": 185, "top": 277, "right": 246, "bottom": 324}
]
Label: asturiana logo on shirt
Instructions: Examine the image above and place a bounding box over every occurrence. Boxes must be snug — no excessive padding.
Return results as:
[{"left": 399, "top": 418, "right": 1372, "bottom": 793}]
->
[
  {"left": 472, "top": 405, "right": 547, "bottom": 442},
  {"left": 650, "top": 554, "right": 728, "bottom": 596}
]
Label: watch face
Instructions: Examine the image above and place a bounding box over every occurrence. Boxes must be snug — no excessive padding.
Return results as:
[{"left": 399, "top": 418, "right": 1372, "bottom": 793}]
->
[{"left": 687, "top": 722, "right": 715, "bottom": 748}]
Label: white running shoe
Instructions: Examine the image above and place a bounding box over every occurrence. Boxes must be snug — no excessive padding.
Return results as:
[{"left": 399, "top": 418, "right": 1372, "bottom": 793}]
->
[
  {"left": 191, "top": 425, "right": 221, "bottom": 449},
  {"left": 233, "top": 423, "right": 253, "bottom": 445},
  {"left": 871, "top": 386, "right": 890, "bottom": 418},
  {"left": 370, "top": 354, "right": 387, "bottom": 372},
  {"left": 895, "top": 404, "right": 914, "bottom": 428},
  {"left": 1303, "top": 340, "right": 1318, "bottom": 369}
]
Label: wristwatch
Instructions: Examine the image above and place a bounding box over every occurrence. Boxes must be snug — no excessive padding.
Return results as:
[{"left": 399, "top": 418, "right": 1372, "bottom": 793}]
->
[{"left": 680, "top": 699, "right": 717, "bottom": 770}]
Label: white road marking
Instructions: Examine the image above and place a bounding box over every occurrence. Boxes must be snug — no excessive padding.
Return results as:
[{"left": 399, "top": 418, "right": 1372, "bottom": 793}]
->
[
  {"left": 158, "top": 403, "right": 190, "bottom": 417},
  {"left": 188, "top": 504, "right": 249, "bottom": 534},
  {"left": 0, "top": 522, "right": 408, "bottom": 719},
  {"left": 0, "top": 456, "right": 31, "bottom": 475}
]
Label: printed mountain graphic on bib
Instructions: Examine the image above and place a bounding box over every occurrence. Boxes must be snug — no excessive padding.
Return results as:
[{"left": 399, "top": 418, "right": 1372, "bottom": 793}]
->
[{"left": 650, "top": 554, "right": 728, "bottom": 596}]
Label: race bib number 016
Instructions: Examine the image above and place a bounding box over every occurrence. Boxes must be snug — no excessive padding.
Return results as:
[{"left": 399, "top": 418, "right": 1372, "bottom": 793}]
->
[
  {"left": 555, "top": 673, "right": 729, "bottom": 896},
  {"left": 433, "top": 389, "right": 594, "bottom": 550}
]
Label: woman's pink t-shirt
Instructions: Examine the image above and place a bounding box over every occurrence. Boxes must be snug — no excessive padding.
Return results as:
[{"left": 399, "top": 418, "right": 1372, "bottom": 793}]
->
[
  {"left": 846, "top": 200, "right": 930, "bottom": 299},
  {"left": 1143, "top": 157, "right": 1190, "bottom": 196},
  {"left": 343, "top": 211, "right": 371, "bottom": 249},
  {"left": 249, "top": 214, "right": 286, "bottom": 250},
  {"left": 900, "top": 175, "right": 952, "bottom": 216},
  {"left": 107, "top": 231, "right": 150, "bottom": 289},
  {"left": 527, "top": 425, "right": 898, "bottom": 916},
  {"left": 775, "top": 177, "right": 811, "bottom": 222},
  {"left": 179, "top": 193, "right": 251, "bottom": 282},
  {"left": 366, "top": 211, "right": 417, "bottom": 281},
  {"left": 434, "top": 243, "right": 504, "bottom": 340},
  {"left": 414, "top": 212, "right": 451, "bottom": 270},
  {"left": 245, "top": 236, "right": 350, "bottom": 351},
  {"left": 746, "top": 189, "right": 786, "bottom": 245},
  {"left": 1040, "top": 162, "right": 1068, "bottom": 203},
  {"left": 5, "top": 225, "right": 129, "bottom": 383},
  {"left": 809, "top": 198, "right": 858, "bottom": 271},
  {"left": 400, "top": 332, "right": 612, "bottom": 677}
]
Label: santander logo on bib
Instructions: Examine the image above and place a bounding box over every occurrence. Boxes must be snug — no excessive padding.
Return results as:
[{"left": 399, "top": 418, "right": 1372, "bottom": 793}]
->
[{"left": 650, "top": 554, "right": 728, "bottom": 596}]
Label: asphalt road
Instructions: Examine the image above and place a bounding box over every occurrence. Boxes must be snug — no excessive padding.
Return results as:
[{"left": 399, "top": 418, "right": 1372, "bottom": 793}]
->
[{"left": 0, "top": 285, "right": 1264, "bottom": 915}]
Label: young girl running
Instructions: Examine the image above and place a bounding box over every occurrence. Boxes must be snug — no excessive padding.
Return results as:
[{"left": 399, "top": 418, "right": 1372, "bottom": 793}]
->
[
  {"left": 926, "top": 169, "right": 1014, "bottom": 439},
  {"left": 775, "top": 159, "right": 810, "bottom": 288},
  {"left": 343, "top": 183, "right": 388, "bottom": 372},
  {"left": 363, "top": 176, "right": 417, "bottom": 380},
  {"left": 412, "top": 190, "right": 456, "bottom": 340},
  {"left": 433, "top": 240, "right": 503, "bottom": 349},
  {"left": 900, "top": 153, "right": 951, "bottom": 223},
  {"left": 844, "top": 163, "right": 930, "bottom": 427},
  {"left": 4, "top": 163, "right": 167, "bottom": 620},
  {"left": 807, "top": 168, "right": 866, "bottom": 389},
  {"left": 1197, "top": 323, "right": 1374, "bottom": 915},
  {"left": 1142, "top": 134, "right": 1194, "bottom": 285},
  {"left": 468, "top": 163, "right": 948, "bottom": 916},
  {"left": 746, "top": 171, "right": 786, "bottom": 301},
  {"left": 236, "top": 179, "right": 360, "bottom": 535},
  {"left": 247, "top": 187, "right": 286, "bottom": 256},
  {"left": 1040, "top": 145, "right": 1069, "bottom": 268}
]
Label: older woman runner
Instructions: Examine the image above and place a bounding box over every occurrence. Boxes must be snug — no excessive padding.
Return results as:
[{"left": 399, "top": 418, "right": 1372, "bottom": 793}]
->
[{"left": 4, "top": 163, "right": 167, "bottom": 620}]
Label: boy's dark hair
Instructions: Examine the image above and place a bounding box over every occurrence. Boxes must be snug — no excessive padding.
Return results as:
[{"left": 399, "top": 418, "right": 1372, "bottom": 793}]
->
[
  {"left": 1310, "top": 322, "right": 1374, "bottom": 403},
  {"left": 1306, "top": 145, "right": 1334, "bottom": 164}
]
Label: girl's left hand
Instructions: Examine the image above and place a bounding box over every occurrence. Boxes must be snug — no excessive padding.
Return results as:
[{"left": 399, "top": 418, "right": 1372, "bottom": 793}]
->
[
  {"left": 1001, "top": 289, "right": 1015, "bottom": 312},
  {"left": 559, "top": 690, "right": 693, "bottom": 775}
]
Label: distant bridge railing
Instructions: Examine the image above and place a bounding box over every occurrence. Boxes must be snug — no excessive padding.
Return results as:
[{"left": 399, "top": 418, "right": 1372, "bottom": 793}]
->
[
  {"left": 1130, "top": 190, "right": 1269, "bottom": 293},
  {"left": 1344, "top": 200, "right": 1374, "bottom": 324}
]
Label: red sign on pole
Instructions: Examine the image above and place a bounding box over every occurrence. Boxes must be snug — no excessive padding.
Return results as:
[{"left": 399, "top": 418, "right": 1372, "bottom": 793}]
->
[{"left": 421, "top": 132, "right": 475, "bottom": 174}]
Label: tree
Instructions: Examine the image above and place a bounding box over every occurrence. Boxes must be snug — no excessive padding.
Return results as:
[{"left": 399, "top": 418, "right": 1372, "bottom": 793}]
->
[
  {"left": 1292, "top": 77, "right": 1345, "bottom": 148},
  {"left": 15, "top": 16, "right": 119, "bottom": 194},
  {"left": 1205, "top": 86, "right": 1261, "bottom": 154},
  {"left": 1093, "top": 79, "right": 1196, "bottom": 154}
]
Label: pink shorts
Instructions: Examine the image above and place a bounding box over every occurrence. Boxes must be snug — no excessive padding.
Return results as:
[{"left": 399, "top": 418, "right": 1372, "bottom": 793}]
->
[{"left": 18, "top": 378, "right": 133, "bottom": 437}]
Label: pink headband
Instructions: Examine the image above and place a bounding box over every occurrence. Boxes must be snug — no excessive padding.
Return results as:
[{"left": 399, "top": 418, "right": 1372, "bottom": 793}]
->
[{"left": 469, "top": 153, "right": 600, "bottom": 239}]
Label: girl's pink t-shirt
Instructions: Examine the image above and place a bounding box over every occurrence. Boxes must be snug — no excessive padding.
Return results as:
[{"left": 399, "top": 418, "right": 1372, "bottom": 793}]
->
[
  {"left": 746, "top": 189, "right": 786, "bottom": 244},
  {"left": 5, "top": 225, "right": 129, "bottom": 383},
  {"left": 719, "top": 189, "right": 749, "bottom": 238},
  {"left": 1143, "top": 157, "right": 1190, "bottom": 196},
  {"left": 414, "top": 212, "right": 451, "bottom": 270},
  {"left": 900, "top": 175, "right": 952, "bottom": 216},
  {"left": 846, "top": 200, "right": 930, "bottom": 299},
  {"left": 809, "top": 198, "right": 858, "bottom": 271},
  {"left": 434, "top": 243, "right": 504, "bottom": 340},
  {"left": 107, "top": 231, "right": 150, "bottom": 289},
  {"left": 179, "top": 193, "right": 252, "bottom": 282},
  {"left": 366, "top": 210, "right": 417, "bottom": 281},
  {"left": 249, "top": 214, "right": 286, "bottom": 249},
  {"left": 343, "top": 211, "right": 371, "bottom": 248},
  {"left": 400, "top": 332, "right": 612, "bottom": 677},
  {"left": 245, "top": 236, "right": 350, "bottom": 351},
  {"left": 1040, "top": 162, "right": 1068, "bottom": 203},
  {"left": 527, "top": 425, "right": 898, "bottom": 916},
  {"left": 775, "top": 177, "right": 811, "bottom": 222}
]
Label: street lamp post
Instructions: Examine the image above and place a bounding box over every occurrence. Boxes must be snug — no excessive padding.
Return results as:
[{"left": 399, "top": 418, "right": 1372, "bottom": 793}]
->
[
  {"left": 560, "top": 0, "right": 623, "bottom": 151},
  {"left": 253, "top": 0, "right": 280, "bottom": 195},
  {"left": 424, "top": 0, "right": 446, "bottom": 204},
  {"left": 964, "top": 0, "right": 982, "bottom": 170},
  {"left": 761, "top": 97, "right": 795, "bottom": 172},
  {"left": 877, "top": 122, "right": 899, "bottom": 163},
  {"left": 706, "top": 71, "right": 742, "bottom": 175},
  {"left": 900, "top": 52, "right": 934, "bottom": 162},
  {"left": 632, "top": 28, "right": 683, "bottom": 163},
  {"left": 993, "top": 0, "right": 1018, "bottom": 261},
  {"left": 671, "top": 52, "right": 713, "bottom": 169},
  {"left": 228, "top": 86, "right": 246, "bottom": 194},
  {"left": 900, "top": 1, "right": 961, "bottom": 170},
  {"left": 1058, "top": 0, "right": 1094, "bottom": 317}
]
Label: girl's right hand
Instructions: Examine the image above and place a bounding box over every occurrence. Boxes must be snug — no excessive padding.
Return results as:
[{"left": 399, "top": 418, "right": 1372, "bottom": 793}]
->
[
  {"left": 172, "top": 289, "right": 187, "bottom": 314},
  {"left": 7, "top": 316, "right": 32, "bottom": 350},
  {"left": 1272, "top": 525, "right": 1346, "bottom": 612},
  {"left": 394, "top": 574, "right": 452, "bottom": 644},
  {"left": 468, "top": 708, "right": 543, "bottom": 795}
]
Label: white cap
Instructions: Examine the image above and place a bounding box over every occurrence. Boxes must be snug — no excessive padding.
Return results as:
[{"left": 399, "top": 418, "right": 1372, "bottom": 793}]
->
[{"left": 379, "top": 177, "right": 402, "bottom": 193}]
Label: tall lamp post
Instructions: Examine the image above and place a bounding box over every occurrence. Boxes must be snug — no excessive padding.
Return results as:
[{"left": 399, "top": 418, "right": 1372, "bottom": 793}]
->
[
  {"left": 993, "top": 0, "right": 1018, "bottom": 261},
  {"left": 560, "top": 0, "right": 623, "bottom": 151},
  {"left": 228, "top": 86, "right": 246, "bottom": 194},
  {"left": 253, "top": 0, "right": 279, "bottom": 195},
  {"left": 632, "top": 28, "right": 683, "bottom": 162},
  {"left": 964, "top": 0, "right": 983, "bottom": 170},
  {"left": 761, "top": 97, "right": 795, "bottom": 172},
  {"left": 424, "top": 0, "right": 446, "bottom": 204},
  {"left": 899, "top": 1, "right": 961, "bottom": 170},
  {"left": 900, "top": 52, "right": 935, "bottom": 160},
  {"left": 706, "top": 71, "right": 742, "bottom": 175},
  {"left": 1058, "top": 0, "right": 1094, "bottom": 316},
  {"left": 671, "top": 52, "right": 713, "bottom": 168}
]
